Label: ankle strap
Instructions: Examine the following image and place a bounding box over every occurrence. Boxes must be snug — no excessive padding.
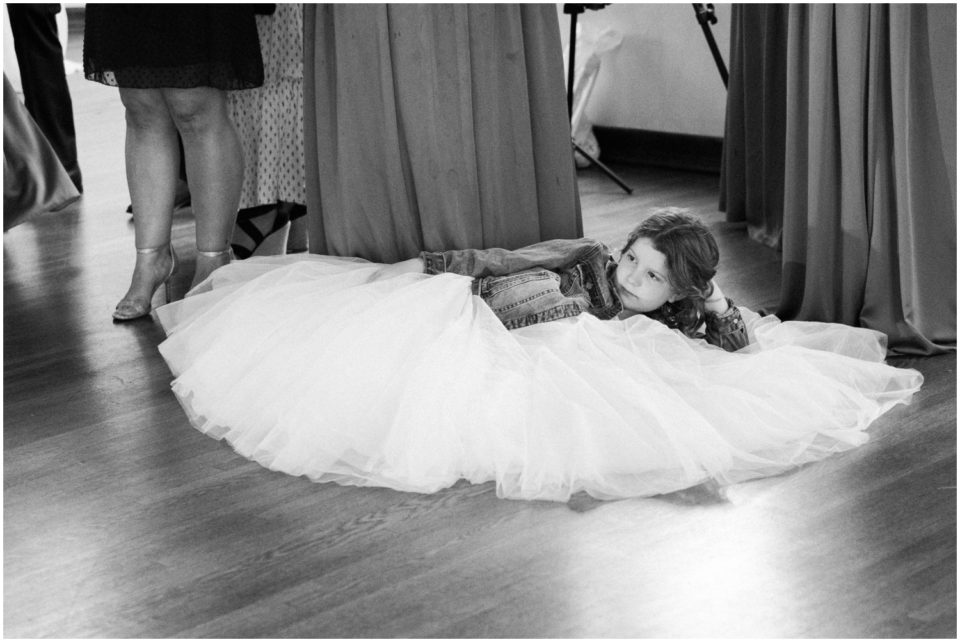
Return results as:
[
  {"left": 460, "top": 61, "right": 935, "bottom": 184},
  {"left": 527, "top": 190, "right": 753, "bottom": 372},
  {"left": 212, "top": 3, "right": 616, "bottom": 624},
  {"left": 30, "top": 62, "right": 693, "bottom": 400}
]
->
[
  {"left": 135, "top": 243, "right": 171, "bottom": 254},
  {"left": 196, "top": 248, "right": 232, "bottom": 258}
]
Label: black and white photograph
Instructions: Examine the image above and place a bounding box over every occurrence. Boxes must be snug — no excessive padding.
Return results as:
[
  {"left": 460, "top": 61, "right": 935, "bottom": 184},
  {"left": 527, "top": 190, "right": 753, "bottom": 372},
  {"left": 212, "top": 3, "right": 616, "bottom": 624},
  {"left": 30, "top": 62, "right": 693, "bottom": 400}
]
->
[{"left": 3, "top": 2, "right": 956, "bottom": 638}]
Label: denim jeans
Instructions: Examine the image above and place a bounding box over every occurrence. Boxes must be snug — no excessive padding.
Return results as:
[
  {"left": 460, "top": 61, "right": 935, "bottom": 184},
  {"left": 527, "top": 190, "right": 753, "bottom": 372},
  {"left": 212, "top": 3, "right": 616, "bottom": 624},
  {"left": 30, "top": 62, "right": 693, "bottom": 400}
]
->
[
  {"left": 421, "top": 238, "right": 622, "bottom": 330},
  {"left": 421, "top": 237, "right": 749, "bottom": 350}
]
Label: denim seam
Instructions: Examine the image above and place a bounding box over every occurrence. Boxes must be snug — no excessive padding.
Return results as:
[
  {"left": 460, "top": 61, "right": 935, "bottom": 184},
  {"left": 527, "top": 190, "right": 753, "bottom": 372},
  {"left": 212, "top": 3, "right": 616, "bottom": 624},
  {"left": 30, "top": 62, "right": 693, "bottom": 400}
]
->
[
  {"left": 481, "top": 271, "right": 559, "bottom": 298},
  {"left": 502, "top": 303, "right": 584, "bottom": 330},
  {"left": 491, "top": 287, "right": 563, "bottom": 314}
]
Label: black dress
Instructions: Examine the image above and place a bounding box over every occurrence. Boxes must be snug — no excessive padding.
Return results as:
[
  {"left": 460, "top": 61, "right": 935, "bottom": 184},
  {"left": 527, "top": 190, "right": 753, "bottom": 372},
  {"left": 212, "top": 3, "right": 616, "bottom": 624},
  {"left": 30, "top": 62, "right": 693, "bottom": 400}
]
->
[{"left": 83, "top": 4, "right": 263, "bottom": 90}]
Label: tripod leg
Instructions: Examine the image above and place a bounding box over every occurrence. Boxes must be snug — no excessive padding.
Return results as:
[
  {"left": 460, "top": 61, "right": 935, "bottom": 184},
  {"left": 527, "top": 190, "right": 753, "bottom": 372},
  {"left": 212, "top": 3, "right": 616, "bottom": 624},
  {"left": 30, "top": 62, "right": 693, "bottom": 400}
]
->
[
  {"left": 573, "top": 139, "right": 633, "bottom": 194},
  {"left": 565, "top": 8, "right": 631, "bottom": 194},
  {"left": 699, "top": 23, "right": 728, "bottom": 87},
  {"left": 692, "top": 3, "right": 729, "bottom": 88},
  {"left": 567, "top": 11, "right": 577, "bottom": 116}
]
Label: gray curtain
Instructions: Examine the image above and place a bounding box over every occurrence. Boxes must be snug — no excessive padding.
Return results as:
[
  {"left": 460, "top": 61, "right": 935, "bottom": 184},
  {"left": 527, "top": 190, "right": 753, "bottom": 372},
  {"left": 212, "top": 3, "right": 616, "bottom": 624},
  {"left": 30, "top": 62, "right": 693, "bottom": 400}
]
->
[
  {"left": 4, "top": 74, "right": 80, "bottom": 231},
  {"left": 720, "top": 5, "right": 789, "bottom": 249},
  {"left": 721, "top": 4, "right": 956, "bottom": 355},
  {"left": 303, "top": 4, "right": 582, "bottom": 264}
]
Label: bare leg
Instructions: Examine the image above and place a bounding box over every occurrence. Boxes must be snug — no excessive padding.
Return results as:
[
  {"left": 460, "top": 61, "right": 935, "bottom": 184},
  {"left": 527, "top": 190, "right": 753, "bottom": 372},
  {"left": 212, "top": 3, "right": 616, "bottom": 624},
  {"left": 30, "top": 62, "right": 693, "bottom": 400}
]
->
[
  {"left": 163, "top": 87, "right": 243, "bottom": 287},
  {"left": 114, "top": 88, "right": 179, "bottom": 318}
]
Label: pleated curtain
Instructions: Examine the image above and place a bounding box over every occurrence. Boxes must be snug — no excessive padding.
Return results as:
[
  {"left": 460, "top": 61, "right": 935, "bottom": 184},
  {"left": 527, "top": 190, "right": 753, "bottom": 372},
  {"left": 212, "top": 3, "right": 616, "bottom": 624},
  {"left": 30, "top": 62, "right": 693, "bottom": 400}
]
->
[
  {"left": 720, "top": 5, "right": 790, "bottom": 249},
  {"left": 721, "top": 4, "right": 955, "bottom": 355},
  {"left": 3, "top": 74, "right": 80, "bottom": 230},
  {"left": 303, "top": 4, "right": 582, "bottom": 264}
]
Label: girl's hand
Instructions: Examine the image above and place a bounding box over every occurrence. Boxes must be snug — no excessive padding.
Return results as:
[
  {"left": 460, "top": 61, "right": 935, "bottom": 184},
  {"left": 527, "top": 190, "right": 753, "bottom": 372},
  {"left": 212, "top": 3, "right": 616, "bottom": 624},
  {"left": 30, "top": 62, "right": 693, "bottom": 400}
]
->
[{"left": 704, "top": 280, "right": 730, "bottom": 314}]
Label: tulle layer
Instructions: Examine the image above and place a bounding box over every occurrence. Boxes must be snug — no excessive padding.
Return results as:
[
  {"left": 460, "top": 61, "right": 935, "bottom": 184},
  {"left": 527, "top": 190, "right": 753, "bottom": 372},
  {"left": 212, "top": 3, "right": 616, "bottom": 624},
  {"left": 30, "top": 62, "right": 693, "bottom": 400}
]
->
[{"left": 156, "top": 256, "right": 922, "bottom": 501}]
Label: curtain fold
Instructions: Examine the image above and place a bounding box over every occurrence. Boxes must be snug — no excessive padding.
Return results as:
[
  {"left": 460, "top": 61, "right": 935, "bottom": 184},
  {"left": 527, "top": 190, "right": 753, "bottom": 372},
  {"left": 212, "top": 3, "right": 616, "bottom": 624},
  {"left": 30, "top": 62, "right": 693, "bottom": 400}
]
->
[
  {"left": 303, "top": 4, "right": 581, "bottom": 264},
  {"left": 3, "top": 73, "right": 80, "bottom": 231},
  {"left": 719, "top": 5, "right": 789, "bottom": 249},
  {"left": 721, "top": 4, "right": 955, "bottom": 355}
]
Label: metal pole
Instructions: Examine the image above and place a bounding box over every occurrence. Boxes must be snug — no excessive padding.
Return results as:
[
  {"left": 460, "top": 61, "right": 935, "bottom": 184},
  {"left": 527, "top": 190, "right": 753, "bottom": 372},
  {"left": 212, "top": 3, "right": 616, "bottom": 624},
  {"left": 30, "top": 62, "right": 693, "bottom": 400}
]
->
[
  {"left": 692, "top": 3, "right": 729, "bottom": 88},
  {"left": 567, "top": 10, "right": 578, "bottom": 116}
]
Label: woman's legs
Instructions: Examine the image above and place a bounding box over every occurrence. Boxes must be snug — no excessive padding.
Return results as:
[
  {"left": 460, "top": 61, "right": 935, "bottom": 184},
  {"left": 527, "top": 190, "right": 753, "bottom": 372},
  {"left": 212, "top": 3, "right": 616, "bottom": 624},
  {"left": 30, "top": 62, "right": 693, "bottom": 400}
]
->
[
  {"left": 115, "top": 88, "right": 180, "bottom": 318},
  {"left": 163, "top": 87, "right": 244, "bottom": 287}
]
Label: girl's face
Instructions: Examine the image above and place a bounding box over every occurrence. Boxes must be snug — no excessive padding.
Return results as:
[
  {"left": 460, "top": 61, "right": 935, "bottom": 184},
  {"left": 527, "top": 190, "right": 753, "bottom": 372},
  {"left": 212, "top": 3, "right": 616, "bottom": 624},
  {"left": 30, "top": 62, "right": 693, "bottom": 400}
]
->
[{"left": 616, "top": 237, "right": 680, "bottom": 314}]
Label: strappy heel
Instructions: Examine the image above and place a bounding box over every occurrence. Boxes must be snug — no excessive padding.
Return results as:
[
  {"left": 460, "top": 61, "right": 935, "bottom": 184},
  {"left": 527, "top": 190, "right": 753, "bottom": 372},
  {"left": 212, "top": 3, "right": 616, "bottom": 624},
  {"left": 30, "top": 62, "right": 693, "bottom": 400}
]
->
[
  {"left": 231, "top": 204, "right": 290, "bottom": 259},
  {"left": 113, "top": 244, "right": 178, "bottom": 321},
  {"left": 191, "top": 247, "right": 233, "bottom": 289}
]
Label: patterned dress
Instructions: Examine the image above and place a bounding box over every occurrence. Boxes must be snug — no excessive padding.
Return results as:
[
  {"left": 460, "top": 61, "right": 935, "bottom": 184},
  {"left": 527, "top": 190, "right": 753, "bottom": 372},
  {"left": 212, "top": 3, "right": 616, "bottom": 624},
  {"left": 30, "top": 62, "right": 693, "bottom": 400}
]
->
[{"left": 227, "top": 4, "right": 305, "bottom": 211}]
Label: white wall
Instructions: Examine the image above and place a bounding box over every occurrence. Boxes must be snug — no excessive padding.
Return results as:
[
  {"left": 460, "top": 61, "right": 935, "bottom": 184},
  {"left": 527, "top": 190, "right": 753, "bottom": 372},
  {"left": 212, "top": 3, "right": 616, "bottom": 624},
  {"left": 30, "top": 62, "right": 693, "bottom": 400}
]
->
[{"left": 557, "top": 3, "right": 731, "bottom": 138}]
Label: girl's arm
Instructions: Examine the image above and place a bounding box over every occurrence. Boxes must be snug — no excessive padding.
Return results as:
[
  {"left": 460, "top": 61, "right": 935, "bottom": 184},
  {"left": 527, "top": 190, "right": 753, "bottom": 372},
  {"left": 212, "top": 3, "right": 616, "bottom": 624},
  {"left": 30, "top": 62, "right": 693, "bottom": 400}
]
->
[
  {"left": 704, "top": 280, "right": 731, "bottom": 315},
  {"left": 703, "top": 280, "right": 749, "bottom": 351}
]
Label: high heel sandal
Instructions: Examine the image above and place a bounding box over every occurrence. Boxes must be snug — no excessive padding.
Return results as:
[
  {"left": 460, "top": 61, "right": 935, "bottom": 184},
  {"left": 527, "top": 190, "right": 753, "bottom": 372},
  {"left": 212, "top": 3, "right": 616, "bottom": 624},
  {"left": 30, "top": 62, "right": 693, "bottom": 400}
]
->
[
  {"left": 191, "top": 248, "right": 233, "bottom": 290},
  {"left": 113, "top": 244, "right": 178, "bottom": 321},
  {"left": 231, "top": 204, "right": 291, "bottom": 259}
]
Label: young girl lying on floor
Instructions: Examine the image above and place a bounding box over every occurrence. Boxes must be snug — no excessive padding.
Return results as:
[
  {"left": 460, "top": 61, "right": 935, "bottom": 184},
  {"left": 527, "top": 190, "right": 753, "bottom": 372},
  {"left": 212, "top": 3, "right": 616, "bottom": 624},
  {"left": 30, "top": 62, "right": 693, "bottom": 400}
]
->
[
  {"left": 378, "top": 209, "right": 748, "bottom": 350},
  {"left": 156, "top": 209, "right": 922, "bottom": 502}
]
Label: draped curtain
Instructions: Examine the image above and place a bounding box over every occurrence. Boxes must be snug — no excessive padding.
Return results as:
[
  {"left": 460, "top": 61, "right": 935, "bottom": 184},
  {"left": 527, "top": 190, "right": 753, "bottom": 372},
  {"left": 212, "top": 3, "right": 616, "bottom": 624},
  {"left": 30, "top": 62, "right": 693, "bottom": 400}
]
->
[
  {"left": 721, "top": 4, "right": 956, "bottom": 355},
  {"left": 303, "top": 4, "right": 582, "bottom": 264},
  {"left": 3, "top": 74, "right": 80, "bottom": 230}
]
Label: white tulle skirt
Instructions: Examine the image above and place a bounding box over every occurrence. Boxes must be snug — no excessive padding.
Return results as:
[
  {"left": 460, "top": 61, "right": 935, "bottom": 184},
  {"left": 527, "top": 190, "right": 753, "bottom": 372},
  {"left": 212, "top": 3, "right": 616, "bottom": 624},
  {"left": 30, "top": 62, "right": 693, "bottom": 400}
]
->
[{"left": 156, "top": 255, "right": 922, "bottom": 502}]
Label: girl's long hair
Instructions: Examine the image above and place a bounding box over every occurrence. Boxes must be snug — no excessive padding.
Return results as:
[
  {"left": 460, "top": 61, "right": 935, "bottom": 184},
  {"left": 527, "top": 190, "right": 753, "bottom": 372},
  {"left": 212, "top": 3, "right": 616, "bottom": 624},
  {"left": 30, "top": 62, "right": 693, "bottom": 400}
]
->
[{"left": 620, "top": 208, "right": 719, "bottom": 338}]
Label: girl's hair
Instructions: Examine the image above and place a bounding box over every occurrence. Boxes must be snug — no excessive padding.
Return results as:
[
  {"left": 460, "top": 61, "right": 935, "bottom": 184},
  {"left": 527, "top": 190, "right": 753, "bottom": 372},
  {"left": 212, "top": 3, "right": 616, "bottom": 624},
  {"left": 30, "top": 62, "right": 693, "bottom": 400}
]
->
[{"left": 620, "top": 208, "right": 719, "bottom": 338}]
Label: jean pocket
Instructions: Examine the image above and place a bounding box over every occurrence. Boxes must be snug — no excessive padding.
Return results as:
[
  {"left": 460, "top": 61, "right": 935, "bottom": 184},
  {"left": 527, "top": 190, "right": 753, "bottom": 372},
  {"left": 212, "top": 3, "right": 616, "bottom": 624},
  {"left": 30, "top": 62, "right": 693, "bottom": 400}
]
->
[
  {"left": 477, "top": 269, "right": 587, "bottom": 329},
  {"left": 479, "top": 270, "right": 561, "bottom": 311}
]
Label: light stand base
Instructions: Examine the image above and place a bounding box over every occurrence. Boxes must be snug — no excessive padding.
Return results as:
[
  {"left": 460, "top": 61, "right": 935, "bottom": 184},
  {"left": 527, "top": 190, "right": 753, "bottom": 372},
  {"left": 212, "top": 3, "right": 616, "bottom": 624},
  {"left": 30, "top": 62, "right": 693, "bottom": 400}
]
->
[
  {"left": 564, "top": 4, "right": 632, "bottom": 194},
  {"left": 573, "top": 139, "right": 633, "bottom": 194}
]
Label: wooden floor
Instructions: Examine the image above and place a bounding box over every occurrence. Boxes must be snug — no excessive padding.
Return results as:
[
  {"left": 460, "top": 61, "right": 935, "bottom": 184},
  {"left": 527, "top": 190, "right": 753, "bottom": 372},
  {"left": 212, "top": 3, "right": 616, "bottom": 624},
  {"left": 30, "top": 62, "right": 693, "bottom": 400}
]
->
[{"left": 4, "top": 23, "right": 957, "bottom": 639}]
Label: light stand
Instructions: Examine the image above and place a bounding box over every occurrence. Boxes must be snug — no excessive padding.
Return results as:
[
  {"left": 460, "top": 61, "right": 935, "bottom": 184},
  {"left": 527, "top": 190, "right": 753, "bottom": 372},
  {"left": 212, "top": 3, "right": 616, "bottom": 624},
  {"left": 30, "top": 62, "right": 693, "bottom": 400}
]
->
[
  {"left": 691, "top": 3, "right": 729, "bottom": 87},
  {"left": 563, "top": 5, "right": 730, "bottom": 193},
  {"left": 564, "top": 4, "right": 633, "bottom": 194}
]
